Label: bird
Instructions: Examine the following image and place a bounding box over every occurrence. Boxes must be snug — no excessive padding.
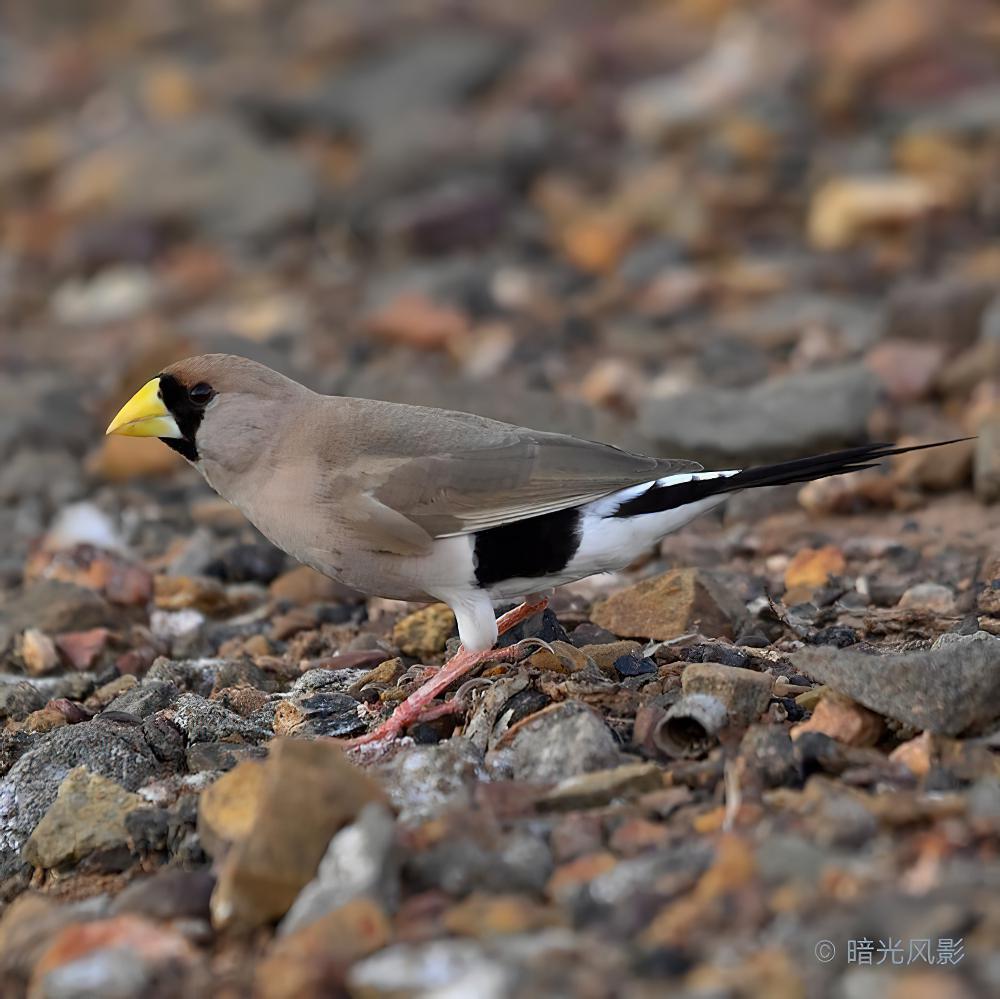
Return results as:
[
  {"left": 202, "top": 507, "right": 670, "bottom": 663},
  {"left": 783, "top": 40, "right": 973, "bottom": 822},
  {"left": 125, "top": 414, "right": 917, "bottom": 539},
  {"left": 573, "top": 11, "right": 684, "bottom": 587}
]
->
[{"left": 106, "top": 353, "right": 964, "bottom": 745}]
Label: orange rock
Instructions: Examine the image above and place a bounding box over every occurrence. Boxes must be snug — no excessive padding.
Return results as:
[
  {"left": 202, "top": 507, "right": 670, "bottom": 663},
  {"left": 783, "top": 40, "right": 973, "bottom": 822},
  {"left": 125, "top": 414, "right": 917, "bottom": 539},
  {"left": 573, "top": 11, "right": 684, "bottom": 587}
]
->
[
  {"left": 784, "top": 545, "right": 846, "bottom": 599},
  {"left": 790, "top": 692, "right": 884, "bottom": 747},
  {"left": 31, "top": 917, "right": 197, "bottom": 993},
  {"left": 365, "top": 292, "right": 469, "bottom": 350},
  {"left": 559, "top": 211, "right": 631, "bottom": 274},
  {"left": 254, "top": 898, "right": 391, "bottom": 999},
  {"left": 591, "top": 568, "right": 742, "bottom": 641},
  {"left": 546, "top": 851, "right": 618, "bottom": 901},
  {"left": 889, "top": 732, "right": 934, "bottom": 776},
  {"left": 442, "top": 893, "right": 564, "bottom": 938}
]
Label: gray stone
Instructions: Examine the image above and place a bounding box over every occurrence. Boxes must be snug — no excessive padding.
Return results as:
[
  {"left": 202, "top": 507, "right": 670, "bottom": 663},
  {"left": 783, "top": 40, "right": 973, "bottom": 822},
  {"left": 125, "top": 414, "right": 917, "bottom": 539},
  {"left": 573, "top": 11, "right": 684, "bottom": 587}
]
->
[
  {"left": 104, "top": 680, "right": 179, "bottom": 719},
  {"left": 98, "top": 116, "right": 318, "bottom": 240},
  {"left": 280, "top": 802, "right": 398, "bottom": 936},
  {"left": 884, "top": 276, "right": 996, "bottom": 349},
  {"left": 169, "top": 693, "right": 271, "bottom": 745},
  {"left": 499, "top": 701, "right": 624, "bottom": 782},
  {"left": 790, "top": 632, "right": 1000, "bottom": 736},
  {"left": 638, "top": 364, "right": 881, "bottom": 463},
  {"left": 0, "top": 719, "right": 165, "bottom": 879},
  {"left": 110, "top": 867, "right": 215, "bottom": 921},
  {"left": 374, "top": 738, "right": 486, "bottom": 826},
  {"left": 348, "top": 940, "right": 514, "bottom": 999},
  {"left": 0, "top": 581, "right": 118, "bottom": 654},
  {"left": 267, "top": 29, "right": 515, "bottom": 139},
  {"left": 0, "top": 681, "right": 45, "bottom": 722}
]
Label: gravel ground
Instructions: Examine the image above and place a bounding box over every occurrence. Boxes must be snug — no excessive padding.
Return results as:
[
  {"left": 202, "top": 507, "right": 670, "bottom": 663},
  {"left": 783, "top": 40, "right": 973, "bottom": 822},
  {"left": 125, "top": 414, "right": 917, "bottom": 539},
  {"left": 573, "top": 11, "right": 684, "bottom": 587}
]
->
[{"left": 1, "top": 1, "right": 999, "bottom": 996}]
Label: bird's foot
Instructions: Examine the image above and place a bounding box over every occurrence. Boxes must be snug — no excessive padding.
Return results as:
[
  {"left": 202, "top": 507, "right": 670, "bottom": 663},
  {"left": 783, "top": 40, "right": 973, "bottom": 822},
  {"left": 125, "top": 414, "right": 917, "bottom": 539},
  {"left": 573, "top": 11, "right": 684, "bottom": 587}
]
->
[
  {"left": 337, "top": 596, "right": 551, "bottom": 750},
  {"left": 338, "top": 643, "right": 522, "bottom": 748}
]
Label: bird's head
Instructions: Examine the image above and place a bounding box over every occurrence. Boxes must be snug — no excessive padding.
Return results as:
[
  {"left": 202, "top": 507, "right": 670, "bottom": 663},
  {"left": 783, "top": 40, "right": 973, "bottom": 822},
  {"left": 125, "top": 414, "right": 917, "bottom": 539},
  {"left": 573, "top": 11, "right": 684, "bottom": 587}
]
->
[{"left": 106, "top": 353, "right": 306, "bottom": 468}]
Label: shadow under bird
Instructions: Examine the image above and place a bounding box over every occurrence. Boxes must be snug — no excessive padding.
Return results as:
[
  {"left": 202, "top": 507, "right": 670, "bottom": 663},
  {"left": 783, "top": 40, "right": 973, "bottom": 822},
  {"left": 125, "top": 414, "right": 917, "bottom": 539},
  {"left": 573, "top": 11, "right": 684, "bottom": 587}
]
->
[{"left": 107, "top": 353, "right": 965, "bottom": 745}]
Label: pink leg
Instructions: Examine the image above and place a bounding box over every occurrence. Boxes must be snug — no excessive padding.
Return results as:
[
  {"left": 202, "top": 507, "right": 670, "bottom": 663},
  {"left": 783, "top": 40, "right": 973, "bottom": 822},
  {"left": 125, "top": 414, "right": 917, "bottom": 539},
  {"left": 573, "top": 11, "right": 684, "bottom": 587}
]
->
[{"left": 340, "top": 596, "right": 549, "bottom": 747}]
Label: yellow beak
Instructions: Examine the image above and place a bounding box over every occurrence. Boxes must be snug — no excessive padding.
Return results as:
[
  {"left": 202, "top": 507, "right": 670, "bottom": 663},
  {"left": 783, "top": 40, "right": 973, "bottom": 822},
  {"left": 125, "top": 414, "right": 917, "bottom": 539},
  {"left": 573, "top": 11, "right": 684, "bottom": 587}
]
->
[{"left": 105, "top": 378, "right": 182, "bottom": 438}]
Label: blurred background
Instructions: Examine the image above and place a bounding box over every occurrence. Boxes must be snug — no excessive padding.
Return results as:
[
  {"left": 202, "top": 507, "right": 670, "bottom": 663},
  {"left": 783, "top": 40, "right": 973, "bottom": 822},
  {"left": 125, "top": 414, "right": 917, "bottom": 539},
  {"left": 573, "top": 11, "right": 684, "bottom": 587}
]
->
[
  {"left": 1, "top": 0, "right": 998, "bottom": 569},
  {"left": 2, "top": 5, "right": 1000, "bottom": 996}
]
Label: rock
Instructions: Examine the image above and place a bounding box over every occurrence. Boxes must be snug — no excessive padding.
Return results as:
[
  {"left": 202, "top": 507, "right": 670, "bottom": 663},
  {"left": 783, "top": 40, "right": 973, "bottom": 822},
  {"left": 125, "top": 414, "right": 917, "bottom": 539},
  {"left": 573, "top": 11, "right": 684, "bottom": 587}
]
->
[
  {"left": 892, "top": 434, "right": 973, "bottom": 491},
  {"left": 390, "top": 602, "right": 457, "bottom": 658},
  {"left": 539, "top": 762, "right": 663, "bottom": 811},
  {"left": 18, "top": 628, "right": 59, "bottom": 675},
  {"left": 0, "top": 893, "right": 110, "bottom": 988},
  {"left": 0, "top": 681, "right": 46, "bottom": 721},
  {"left": 256, "top": 898, "right": 391, "bottom": 999},
  {"left": 23, "top": 766, "right": 144, "bottom": 869},
  {"left": 442, "top": 893, "right": 564, "bottom": 938},
  {"left": 186, "top": 741, "right": 267, "bottom": 774},
  {"left": 280, "top": 803, "right": 397, "bottom": 935},
  {"left": 681, "top": 662, "right": 774, "bottom": 726},
  {"left": 52, "top": 265, "right": 156, "bottom": 325},
  {"left": 0, "top": 581, "right": 119, "bottom": 654},
  {"left": 29, "top": 914, "right": 202, "bottom": 998},
  {"left": 373, "top": 738, "right": 485, "bottom": 825},
  {"left": 866, "top": 340, "right": 947, "bottom": 402},
  {"left": 0, "top": 719, "right": 166, "bottom": 879},
  {"left": 620, "top": 18, "right": 799, "bottom": 142},
  {"left": 784, "top": 546, "right": 847, "bottom": 601},
  {"left": 347, "top": 939, "right": 514, "bottom": 999},
  {"left": 739, "top": 725, "right": 801, "bottom": 788},
  {"left": 55, "top": 627, "right": 110, "bottom": 670},
  {"left": 577, "top": 640, "right": 644, "bottom": 675},
  {"left": 169, "top": 692, "right": 271, "bottom": 744},
  {"left": 790, "top": 692, "right": 884, "bottom": 747},
  {"left": 889, "top": 732, "right": 934, "bottom": 777},
  {"left": 898, "top": 582, "right": 957, "bottom": 614},
  {"left": 365, "top": 292, "right": 470, "bottom": 351},
  {"left": 808, "top": 175, "right": 944, "bottom": 250},
  {"left": 272, "top": 692, "right": 365, "bottom": 739},
  {"left": 258, "top": 28, "right": 515, "bottom": 149},
  {"left": 638, "top": 364, "right": 881, "bottom": 463},
  {"left": 210, "top": 738, "right": 388, "bottom": 929},
  {"left": 197, "top": 758, "right": 268, "bottom": 858},
  {"left": 974, "top": 414, "right": 1000, "bottom": 503},
  {"left": 498, "top": 701, "right": 624, "bottom": 782},
  {"left": 591, "top": 568, "right": 743, "bottom": 641},
  {"left": 59, "top": 116, "right": 318, "bottom": 240},
  {"left": 104, "top": 680, "right": 179, "bottom": 718},
  {"left": 110, "top": 868, "right": 215, "bottom": 922},
  {"left": 885, "top": 277, "right": 996, "bottom": 349},
  {"left": 790, "top": 632, "right": 1000, "bottom": 735}
]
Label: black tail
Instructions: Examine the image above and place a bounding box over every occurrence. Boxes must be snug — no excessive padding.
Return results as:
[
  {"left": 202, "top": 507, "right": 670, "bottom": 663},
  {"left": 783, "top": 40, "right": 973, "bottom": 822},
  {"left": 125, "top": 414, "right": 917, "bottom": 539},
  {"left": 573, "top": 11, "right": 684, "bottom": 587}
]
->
[{"left": 610, "top": 439, "right": 972, "bottom": 519}]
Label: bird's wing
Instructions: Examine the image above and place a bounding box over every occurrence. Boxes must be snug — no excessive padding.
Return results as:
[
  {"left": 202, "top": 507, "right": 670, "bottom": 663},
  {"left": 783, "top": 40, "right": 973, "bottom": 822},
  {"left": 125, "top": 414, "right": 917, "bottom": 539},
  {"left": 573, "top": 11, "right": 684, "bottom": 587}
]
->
[{"left": 320, "top": 401, "right": 702, "bottom": 553}]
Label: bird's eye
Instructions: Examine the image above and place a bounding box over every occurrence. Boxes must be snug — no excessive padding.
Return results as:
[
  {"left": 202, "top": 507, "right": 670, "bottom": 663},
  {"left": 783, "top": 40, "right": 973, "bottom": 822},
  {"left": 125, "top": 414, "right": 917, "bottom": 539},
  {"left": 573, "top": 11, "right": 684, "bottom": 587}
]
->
[{"left": 188, "top": 382, "right": 214, "bottom": 406}]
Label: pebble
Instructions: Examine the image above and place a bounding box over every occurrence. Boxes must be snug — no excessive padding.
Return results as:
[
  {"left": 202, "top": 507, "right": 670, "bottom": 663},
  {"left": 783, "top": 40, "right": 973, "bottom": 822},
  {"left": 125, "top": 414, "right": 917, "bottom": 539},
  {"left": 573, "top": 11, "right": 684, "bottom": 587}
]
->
[
  {"left": 390, "top": 603, "right": 457, "bottom": 657},
  {"left": 29, "top": 914, "right": 201, "bottom": 999},
  {"left": 638, "top": 364, "right": 881, "bottom": 463},
  {"left": 791, "top": 632, "right": 1000, "bottom": 735},
  {"left": 257, "top": 898, "right": 392, "bottom": 999},
  {"left": 591, "top": 568, "right": 743, "bottom": 641},
  {"left": 280, "top": 802, "right": 398, "bottom": 935},
  {"left": 790, "top": 691, "right": 884, "bottom": 747},
  {"left": 209, "top": 738, "right": 388, "bottom": 929},
  {"left": 0, "top": 719, "right": 166, "bottom": 880},
  {"left": 22, "top": 766, "right": 144, "bottom": 869},
  {"left": 539, "top": 762, "right": 663, "bottom": 811},
  {"left": 497, "top": 701, "right": 624, "bottom": 782}
]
